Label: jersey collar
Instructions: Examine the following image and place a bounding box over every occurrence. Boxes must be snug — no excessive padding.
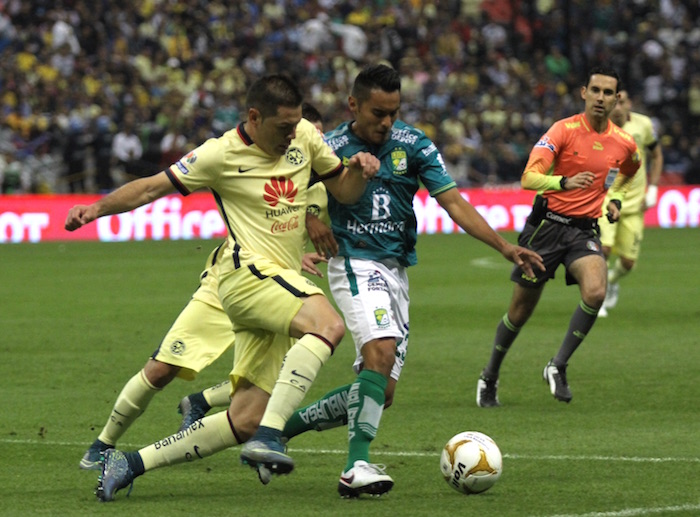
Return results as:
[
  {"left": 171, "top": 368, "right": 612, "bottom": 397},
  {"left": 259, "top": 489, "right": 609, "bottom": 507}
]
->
[{"left": 237, "top": 122, "right": 254, "bottom": 146}]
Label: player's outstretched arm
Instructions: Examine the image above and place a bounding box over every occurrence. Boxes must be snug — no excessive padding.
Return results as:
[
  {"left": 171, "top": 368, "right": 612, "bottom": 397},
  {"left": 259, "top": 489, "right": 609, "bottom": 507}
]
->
[
  {"left": 435, "top": 189, "right": 544, "bottom": 277},
  {"left": 323, "top": 152, "right": 379, "bottom": 205},
  {"left": 65, "top": 172, "right": 177, "bottom": 231}
]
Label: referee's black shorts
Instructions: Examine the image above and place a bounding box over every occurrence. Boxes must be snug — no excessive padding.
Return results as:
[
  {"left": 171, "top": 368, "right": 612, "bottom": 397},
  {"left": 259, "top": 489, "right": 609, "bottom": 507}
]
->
[{"left": 511, "top": 218, "right": 604, "bottom": 287}]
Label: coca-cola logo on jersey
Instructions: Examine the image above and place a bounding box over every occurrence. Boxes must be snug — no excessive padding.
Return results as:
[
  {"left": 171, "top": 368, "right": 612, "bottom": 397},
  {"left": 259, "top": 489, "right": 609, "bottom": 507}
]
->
[{"left": 271, "top": 216, "right": 300, "bottom": 234}]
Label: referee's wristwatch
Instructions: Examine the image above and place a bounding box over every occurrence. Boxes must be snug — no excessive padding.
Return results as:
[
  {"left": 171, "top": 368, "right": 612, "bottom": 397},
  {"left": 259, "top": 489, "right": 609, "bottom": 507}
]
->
[{"left": 560, "top": 176, "right": 568, "bottom": 190}]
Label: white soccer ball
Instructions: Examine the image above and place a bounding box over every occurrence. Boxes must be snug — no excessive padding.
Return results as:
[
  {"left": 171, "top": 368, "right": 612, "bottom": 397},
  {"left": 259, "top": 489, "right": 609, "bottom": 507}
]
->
[{"left": 440, "top": 431, "right": 502, "bottom": 495}]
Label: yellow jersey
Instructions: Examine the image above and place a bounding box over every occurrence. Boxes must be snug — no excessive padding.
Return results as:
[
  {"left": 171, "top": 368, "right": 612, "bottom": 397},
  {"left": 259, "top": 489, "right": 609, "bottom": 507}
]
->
[
  {"left": 609, "top": 112, "right": 658, "bottom": 214},
  {"left": 166, "top": 119, "right": 342, "bottom": 272}
]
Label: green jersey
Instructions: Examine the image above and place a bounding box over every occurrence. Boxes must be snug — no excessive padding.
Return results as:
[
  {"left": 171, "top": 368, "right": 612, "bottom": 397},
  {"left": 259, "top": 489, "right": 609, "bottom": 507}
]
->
[{"left": 324, "top": 120, "right": 456, "bottom": 267}]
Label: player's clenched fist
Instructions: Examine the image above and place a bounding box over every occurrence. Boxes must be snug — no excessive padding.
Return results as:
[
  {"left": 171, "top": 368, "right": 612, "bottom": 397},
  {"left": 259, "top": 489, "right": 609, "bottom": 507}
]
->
[
  {"left": 65, "top": 205, "right": 98, "bottom": 231},
  {"left": 347, "top": 152, "right": 380, "bottom": 180}
]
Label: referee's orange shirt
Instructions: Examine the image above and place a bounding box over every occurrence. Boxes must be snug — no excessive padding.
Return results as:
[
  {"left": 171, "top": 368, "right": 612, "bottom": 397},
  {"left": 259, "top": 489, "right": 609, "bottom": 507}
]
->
[{"left": 524, "top": 113, "right": 640, "bottom": 219}]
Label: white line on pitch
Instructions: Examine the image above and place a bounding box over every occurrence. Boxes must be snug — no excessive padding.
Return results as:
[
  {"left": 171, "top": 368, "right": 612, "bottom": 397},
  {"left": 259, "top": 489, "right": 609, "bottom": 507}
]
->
[
  {"left": 2, "top": 438, "right": 699, "bottom": 464},
  {"left": 540, "top": 502, "right": 700, "bottom": 517}
]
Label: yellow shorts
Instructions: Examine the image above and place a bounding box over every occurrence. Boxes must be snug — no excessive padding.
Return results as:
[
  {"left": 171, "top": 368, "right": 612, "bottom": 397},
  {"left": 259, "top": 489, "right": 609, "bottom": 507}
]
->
[
  {"left": 599, "top": 210, "right": 644, "bottom": 261},
  {"left": 153, "top": 298, "right": 235, "bottom": 381},
  {"left": 230, "top": 330, "right": 295, "bottom": 395},
  {"left": 218, "top": 253, "right": 324, "bottom": 394},
  {"left": 152, "top": 244, "right": 234, "bottom": 380}
]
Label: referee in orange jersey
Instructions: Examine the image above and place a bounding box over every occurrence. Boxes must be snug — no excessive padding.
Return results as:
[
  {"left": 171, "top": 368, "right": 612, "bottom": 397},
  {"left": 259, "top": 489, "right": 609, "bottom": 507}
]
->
[{"left": 476, "top": 66, "right": 641, "bottom": 407}]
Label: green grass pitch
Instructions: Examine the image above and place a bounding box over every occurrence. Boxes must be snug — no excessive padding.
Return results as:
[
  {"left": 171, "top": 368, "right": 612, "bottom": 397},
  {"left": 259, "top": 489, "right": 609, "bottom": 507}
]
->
[{"left": 1, "top": 228, "right": 699, "bottom": 516}]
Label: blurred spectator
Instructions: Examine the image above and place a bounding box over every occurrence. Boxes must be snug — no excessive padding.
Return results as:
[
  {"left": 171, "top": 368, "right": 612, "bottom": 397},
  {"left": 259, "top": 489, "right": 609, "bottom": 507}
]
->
[
  {"left": 688, "top": 74, "right": 700, "bottom": 134},
  {"left": 92, "top": 111, "right": 116, "bottom": 193},
  {"left": 0, "top": 8, "right": 17, "bottom": 53},
  {"left": 61, "top": 116, "right": 90, "bottom": 193},
  {"left": 544, "top": 45, "right": 571, "bottom": 79},
  {"left": 111, "top": 112, "right": 144, "bottom": 181},
  {"left": 329, "top": 19, "right": 368, "bottom": 61},
  {"left": 159, "top": 119, "right": 188, "bottom": 170},
  {"left": 0, "top": 0, "right": 699, "bottom": 195},
  {"left": 1, "top": 149, "right": 31, "bottom": 193}
]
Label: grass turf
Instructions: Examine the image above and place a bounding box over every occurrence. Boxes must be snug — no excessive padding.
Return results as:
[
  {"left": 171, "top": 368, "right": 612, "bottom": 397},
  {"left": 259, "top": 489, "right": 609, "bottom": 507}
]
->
[{"left": 1, "top": 227, "right": 698, "bottom": 516}]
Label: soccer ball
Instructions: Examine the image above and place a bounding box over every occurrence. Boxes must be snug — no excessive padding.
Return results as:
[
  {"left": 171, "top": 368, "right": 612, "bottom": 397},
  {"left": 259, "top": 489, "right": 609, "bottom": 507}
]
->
[{"left": 440, "top": 431, "right": 502, "bottom": 495}]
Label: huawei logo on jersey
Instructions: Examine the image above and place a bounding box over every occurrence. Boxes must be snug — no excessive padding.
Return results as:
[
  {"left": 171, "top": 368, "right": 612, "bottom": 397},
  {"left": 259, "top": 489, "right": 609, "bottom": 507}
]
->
[{"left": 263, "top": 177, "right": 298, "bottom": 207}]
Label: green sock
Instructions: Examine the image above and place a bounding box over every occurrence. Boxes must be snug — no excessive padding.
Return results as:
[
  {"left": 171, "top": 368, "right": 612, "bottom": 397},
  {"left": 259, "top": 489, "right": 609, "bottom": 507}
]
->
[
  {"left": 282, "top": 384, "right": 350, "bottom": 440},
  {"left": 346, "top": 369, "right": 388, "bottom": 472}
]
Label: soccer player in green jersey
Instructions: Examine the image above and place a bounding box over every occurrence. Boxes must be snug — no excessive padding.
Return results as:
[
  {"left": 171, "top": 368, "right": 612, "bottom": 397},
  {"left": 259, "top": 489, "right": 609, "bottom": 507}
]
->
[
  {"left": 279, "top": 64, "right": 543, "bottom": 497},
  {"left": 598, "top": 90, "right": 663, "bottom": 317},
  {"left": 66, "top": 75, "right": 379, "bottom": 501}
]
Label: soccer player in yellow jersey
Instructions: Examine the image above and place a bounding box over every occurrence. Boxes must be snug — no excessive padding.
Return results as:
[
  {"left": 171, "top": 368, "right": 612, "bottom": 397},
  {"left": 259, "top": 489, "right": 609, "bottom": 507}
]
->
[
  {"left": 598, "top": 90, "right": 663, "bottom": 317},
  {"left": 77, "top": 245, "right": 330, "bottom": 471},
  {"left": 77, "top": 104, "right": 336, "bottom": 472},
  {"left": 65, "top": 75, "right": 379, "bottom": 501}
]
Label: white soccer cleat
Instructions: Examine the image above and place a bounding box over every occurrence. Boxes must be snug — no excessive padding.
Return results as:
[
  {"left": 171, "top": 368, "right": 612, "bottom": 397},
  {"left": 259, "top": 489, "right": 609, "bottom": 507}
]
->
[
  {"left": 598, "top": 305, "right": 608, "bottom": 318},
  {"left": 476, "top": 375, "right": 500, "bottom": 407},
  {"left": 543, "top": 360, "right": 572, "bottom": 403},
  {"left": 604, "top": 280, "right": 619, "bottom": 309},
  {"left": 338, "top": 460, "right": 394, "bottom": 498}
]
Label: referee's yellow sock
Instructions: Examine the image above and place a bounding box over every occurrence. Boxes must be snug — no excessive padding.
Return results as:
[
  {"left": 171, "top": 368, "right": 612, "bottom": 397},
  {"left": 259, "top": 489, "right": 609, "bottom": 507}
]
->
[{"left": 259, "top": 333, "right": 333, "bottom": 431}]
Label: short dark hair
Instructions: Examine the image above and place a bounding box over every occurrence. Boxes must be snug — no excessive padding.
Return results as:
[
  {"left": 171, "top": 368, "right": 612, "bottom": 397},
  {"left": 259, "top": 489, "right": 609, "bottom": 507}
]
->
[
  {"left": 246, "top": 75, "right": 303, "bottom": 118},
  {"left": 351, "top": 64, "right": 401, "bottom": 103},
  {"left": 586, "top": 66, "right": 622, "bottom": 92},
  {"left": 301, "top": 102, "right": 323, "bottom": 124}
]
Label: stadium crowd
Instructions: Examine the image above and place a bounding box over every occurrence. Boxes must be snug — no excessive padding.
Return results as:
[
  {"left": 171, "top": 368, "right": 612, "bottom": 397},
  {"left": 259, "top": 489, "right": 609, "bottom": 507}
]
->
[{"left": 1, "top": 0, "right": 700, "bottom": 194}]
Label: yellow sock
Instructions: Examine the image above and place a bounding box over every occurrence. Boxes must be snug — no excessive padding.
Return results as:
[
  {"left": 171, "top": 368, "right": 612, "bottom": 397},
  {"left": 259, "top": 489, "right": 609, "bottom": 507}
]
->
[
  {"left": 139, "top": 410, "right": 240, "bottom": 471},
  {"left": 202, "top": 380, "right": 232, "bottom": 408},
  {"left": 97, "top": 370, "right": 159, "bottom": 445},
  {"left": 260, "top": 334, "right": 332, "bottom": 431}
]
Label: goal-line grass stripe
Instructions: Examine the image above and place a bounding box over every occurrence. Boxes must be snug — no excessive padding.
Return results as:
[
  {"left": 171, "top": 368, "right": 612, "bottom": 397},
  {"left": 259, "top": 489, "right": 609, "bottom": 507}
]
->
[{"left": 2, "top": 438, "right": 700, "bottom": 464}]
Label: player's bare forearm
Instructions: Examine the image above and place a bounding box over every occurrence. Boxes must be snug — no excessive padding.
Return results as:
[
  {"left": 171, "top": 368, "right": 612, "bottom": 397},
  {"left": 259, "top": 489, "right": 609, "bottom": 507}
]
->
[
  {"left": 324, "top": 152, "right": 379, "bottom": 204},
  {"left": 438, "top": 189, "right": 507, "bottom": 251},
  {"left": 65, "top": 172, "right": 176, "bottom": 231},
  {"left": 437, "top": 189, "right": 544, "bottom": 276}
]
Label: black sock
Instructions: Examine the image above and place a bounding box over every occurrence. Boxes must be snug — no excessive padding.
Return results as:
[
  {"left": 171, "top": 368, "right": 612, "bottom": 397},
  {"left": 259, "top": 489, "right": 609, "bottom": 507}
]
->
[
  {"left": 125, "top": 451, "right": 145, "bottom": 477},
  {"left": 189, "top": 391, "right": 211, "bottom": 412}
]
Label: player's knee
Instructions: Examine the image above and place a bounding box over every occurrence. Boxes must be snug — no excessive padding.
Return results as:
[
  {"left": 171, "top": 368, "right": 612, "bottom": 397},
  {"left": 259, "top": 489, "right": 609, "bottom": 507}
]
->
[
  {"left": 362, "top": 339, "right": 396, "bottom": 376},
  {"left": 585, "top": 286, "right": 607, "bottom": 308},
  {"left": 508, "top": 305, "right": 534, "bottom": 327},
  {"left": 620, "top": 257, "right": 635, "bottom": 271},
  {"left": 320, "top": 313, "right": 346, "bottom": 346},
  {"left": 143, "top": 359, "right": 179, "bottom": 388},
  {"left": 227, "top": 407, "right": 262, "bottom": 442}
]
